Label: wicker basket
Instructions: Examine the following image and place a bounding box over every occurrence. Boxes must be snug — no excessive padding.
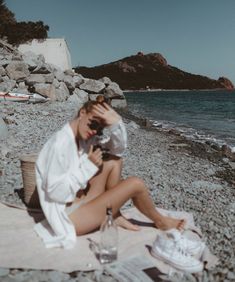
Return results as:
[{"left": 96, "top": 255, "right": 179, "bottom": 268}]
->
[{"left": 20, "top": 153, "right": 41, "bottom": 209}]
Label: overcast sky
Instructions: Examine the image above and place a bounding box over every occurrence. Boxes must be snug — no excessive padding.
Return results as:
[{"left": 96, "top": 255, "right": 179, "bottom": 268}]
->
[{"left": 5, "top": 0, "right": 235, "bottom": 83}]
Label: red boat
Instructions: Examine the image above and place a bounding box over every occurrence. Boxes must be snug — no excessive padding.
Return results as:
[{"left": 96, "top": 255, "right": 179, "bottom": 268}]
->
[
  {"left": 0, "top": 92, "right": 49, "bottom": 103},
  {"left": 0, "top": 92, "right": 30, "bottom": 102}
]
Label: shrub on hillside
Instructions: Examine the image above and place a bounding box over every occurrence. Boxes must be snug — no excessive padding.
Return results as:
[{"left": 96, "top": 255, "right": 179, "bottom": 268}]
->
[{"left": 0, "top": 0, "right": 49, "bottom": 45}]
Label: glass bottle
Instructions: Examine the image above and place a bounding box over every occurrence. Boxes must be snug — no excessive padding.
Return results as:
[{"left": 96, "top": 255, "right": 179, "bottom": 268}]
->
[{"left": 99, "top": 206, "right": 118, "bottom": 264}]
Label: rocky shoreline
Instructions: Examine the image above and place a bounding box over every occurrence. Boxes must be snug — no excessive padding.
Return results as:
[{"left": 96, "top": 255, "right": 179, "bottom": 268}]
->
[
  {"left": 123, "top": 89, "right": 230, "bottom": 93},
  {"left": 0, "top": 100, "right": 235, "bottom": 281}
]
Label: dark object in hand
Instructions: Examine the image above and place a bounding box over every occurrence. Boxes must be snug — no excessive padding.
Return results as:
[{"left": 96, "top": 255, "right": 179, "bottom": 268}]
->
[
  {"left": 88, "top": 120, "right": 104, "bottom": 136},
  {"left": 93, "top": 145, "right": 110, "bottom": 160}
]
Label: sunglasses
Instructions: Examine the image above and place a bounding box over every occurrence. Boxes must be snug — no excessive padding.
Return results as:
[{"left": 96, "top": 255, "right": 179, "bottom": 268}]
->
[{"left": 88, "top": 119, "right": 104, "bottom": 136}]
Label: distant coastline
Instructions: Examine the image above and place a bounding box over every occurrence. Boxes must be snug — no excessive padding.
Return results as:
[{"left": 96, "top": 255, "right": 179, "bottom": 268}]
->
[
  {"left": 123, "top": 88, "right": 233, "bottom": 93},
  {"left": 76, "top": 52, "right": 234, "bottom": 91}
]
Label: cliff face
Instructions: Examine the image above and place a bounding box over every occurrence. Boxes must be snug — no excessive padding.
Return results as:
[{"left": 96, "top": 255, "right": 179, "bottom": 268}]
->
[
  {"left": 75, "top": 52, "right": 234, "bottom": 90},
  {"left": 217, "top": 77, "right": 234, "bottom": 90}
]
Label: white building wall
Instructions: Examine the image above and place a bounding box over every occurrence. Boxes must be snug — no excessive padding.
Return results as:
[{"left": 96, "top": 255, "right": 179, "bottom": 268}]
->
[{"left": 18, "top": 38, "right": 72, "bottom": 71}]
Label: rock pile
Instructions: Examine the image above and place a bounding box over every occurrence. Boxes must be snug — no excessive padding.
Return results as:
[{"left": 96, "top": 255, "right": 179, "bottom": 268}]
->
[{"left": 0, "top": 39, "right": 127, "bottom": 108}]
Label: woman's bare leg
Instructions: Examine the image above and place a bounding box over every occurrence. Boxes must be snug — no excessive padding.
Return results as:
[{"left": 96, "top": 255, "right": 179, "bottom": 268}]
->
[
  {"left": 81, "top": 157, "right": 139, "bottom": 230},
  {"left": 84, "top": 156, "right": 123, "bottom": 201},
  {"left": 69, "top": 176, "right": 185, "bottom": 235}
]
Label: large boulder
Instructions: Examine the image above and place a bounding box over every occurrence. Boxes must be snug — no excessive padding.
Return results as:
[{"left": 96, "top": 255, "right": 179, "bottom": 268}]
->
[
  {"left": 32, "top": 62, "right": 53, "bottom": 74},
  {"left": 67, "top": 94, "right": 83, "bottom": 107},
  {"left": 6, "top": 62, "right": 30, "bottom": 81},
  {"left": 63, "top": 75, "right": 75, "bottom": 92},
  {"left": 104, "top": 82, "right": 124, "bottom": 99},
  {"left": 12, "top": 81, "right": 29, "bottom": 94},
  {"left": 55, "top": 82, "right": 70, "bottom": 101},
  {"left": 64, "top": 69, "right": 75, "bottom": 76},
  {"left": 0, "top": 78, "right": 16, "bottom": 92},
  {"left": 73, "top": 88, "right": 89, "bottom": 104},
  {"left": 22, "top": 51, "right": 45, "bottom": 70},
  {"left": 79, "top": 79, "right": 105, "bottom": 94},
  {"left": 54, "top": 69, "right": 65, "bottom": 81},
  {"left": 73, "top": 74, "right": 84, "bottom": 87},
  {"left": 34, "top": 83, "right": 56, "bottom": 100},
  {"left": 52, "top": 78, "right": 60, "bottom": 88},
  {"left": 26, "top": 74, "right": 46, "bottom": 86},
  {"left": 99, "top": 76, "right": 112, "bottom": 86},
  {"left": 43, "top": 73, "right": 54, "bottom": 83}
]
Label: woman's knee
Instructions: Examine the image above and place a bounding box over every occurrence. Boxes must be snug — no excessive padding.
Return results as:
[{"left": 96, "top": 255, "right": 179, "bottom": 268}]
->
[
  {"left": 103, "top": 156, "right": 123, "bottom": 171},
  {"left": 127, "top": 176, "right": 147, "bottom": 193}
]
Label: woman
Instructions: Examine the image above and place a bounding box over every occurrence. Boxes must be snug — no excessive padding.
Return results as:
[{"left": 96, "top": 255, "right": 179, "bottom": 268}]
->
[{"left": 34, "top": 97, "right": 185, "bottom": 249}]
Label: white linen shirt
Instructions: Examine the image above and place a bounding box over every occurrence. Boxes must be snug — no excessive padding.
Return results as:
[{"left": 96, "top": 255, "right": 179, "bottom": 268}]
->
[{"left": 34, "top": 119, "right": 127, "bottom": 249}]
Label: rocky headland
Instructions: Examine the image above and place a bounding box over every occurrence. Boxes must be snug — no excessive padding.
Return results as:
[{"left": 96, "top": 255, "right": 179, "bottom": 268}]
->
[{"left": 76, "top": 52, "right": 234, "bottom": 91}]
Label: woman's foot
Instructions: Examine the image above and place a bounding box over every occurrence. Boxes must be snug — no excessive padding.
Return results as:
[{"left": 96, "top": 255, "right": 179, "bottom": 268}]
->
[
  {"left": 115, "top": 215, "right": 140, "bottom": 231},
  {"left": 155, "top": 215, "right": 185, "bottom": 231}
]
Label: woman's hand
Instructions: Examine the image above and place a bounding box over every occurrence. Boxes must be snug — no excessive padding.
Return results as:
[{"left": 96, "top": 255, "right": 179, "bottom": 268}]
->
[
  {"left": 92, "top": 103, "right": 121, "bottom": 126},
  {"left": 88, "top": 145, "right": 103, "bottom": 168}
]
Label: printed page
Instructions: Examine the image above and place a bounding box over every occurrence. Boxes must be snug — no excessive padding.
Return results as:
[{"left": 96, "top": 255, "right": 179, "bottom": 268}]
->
[{"left": 104, "top": 255, "right": 163, "bottom": 282}]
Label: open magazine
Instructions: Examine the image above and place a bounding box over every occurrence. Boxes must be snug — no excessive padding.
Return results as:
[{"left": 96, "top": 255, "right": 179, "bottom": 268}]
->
[{"left": 104, "top": 255, "right": 168, "bottom": 282}]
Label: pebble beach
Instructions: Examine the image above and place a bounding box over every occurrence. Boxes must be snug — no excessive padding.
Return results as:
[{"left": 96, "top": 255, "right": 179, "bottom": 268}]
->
[{"left": 0, "top": 100, "right": 235, "bottom": 282}]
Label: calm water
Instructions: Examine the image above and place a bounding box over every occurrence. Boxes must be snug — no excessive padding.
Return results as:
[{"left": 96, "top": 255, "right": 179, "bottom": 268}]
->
[{"left": 124, "top": 90, "right": 235, "bottom": 147}]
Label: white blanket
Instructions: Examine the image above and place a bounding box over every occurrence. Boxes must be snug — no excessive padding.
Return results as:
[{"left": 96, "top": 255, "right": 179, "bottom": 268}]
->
[{"left": 0, "top": 202, "right": 218, "bottom": 273}]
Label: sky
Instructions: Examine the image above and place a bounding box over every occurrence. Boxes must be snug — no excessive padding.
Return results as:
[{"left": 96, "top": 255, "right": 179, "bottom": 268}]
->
[{"left": 5, "top": 0, "right": 235, "bottom": 84}]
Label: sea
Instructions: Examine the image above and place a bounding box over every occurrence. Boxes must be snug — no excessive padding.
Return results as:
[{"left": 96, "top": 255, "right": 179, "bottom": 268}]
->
[{"left": 124, "top": 90, "right": 235, "bottom": 149}]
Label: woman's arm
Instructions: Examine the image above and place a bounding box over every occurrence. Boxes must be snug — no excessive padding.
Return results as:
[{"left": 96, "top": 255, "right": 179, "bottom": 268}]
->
[
  {"left": 36, "top": 143, "right": 98, "bottom": 204},
  {"left": 92, "top": 103, "right": 127, "bottom": 156},
  {"left": 100, "top": 119, "right": 127, "bottom": 156}
]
